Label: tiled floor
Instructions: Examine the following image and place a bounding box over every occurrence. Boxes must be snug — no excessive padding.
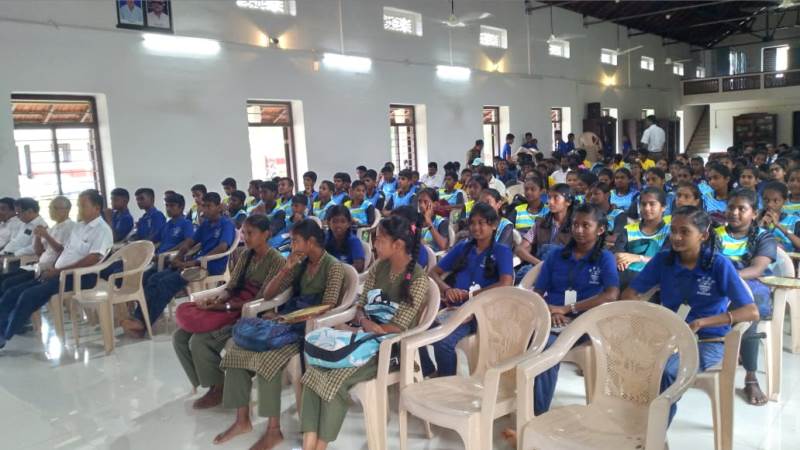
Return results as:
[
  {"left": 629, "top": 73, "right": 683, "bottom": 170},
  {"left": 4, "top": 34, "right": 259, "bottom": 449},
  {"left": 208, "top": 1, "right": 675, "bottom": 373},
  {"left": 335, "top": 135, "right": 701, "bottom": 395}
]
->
[{"left": 1, "top": 314, "right": 799, "bottom": 450}]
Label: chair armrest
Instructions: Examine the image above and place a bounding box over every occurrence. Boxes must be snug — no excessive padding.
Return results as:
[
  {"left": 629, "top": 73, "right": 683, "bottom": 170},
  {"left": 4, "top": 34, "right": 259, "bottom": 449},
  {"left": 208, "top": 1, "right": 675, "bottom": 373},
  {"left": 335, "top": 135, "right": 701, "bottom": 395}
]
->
[
  {"left": 157, "top": 250, "right": 179, "bottom": 271},
  {"left": 107, "top": 267, "right": 149, "bottom": 288},
  {"left": 308, "top": 307, "right": 358, "bottom": 330},
  {"left": 241, "top": 288, "right": 292, "bottom": 318},
  {"left": 644, "top": 360, "right": 698, "bottom": 449},
  {"left": 189, "top": 285, "right": 228, "bottom": 302}
]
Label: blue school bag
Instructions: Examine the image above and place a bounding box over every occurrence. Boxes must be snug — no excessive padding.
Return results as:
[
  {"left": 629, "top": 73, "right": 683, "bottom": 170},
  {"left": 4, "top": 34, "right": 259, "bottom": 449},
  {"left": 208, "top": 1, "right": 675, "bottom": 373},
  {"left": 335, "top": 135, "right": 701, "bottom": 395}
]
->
[
  {"left": 232, "top": 317, "right": 301, "bottom": 352},
  {"left": 304, "top": 288, "right": 399, "bottom": 369}
]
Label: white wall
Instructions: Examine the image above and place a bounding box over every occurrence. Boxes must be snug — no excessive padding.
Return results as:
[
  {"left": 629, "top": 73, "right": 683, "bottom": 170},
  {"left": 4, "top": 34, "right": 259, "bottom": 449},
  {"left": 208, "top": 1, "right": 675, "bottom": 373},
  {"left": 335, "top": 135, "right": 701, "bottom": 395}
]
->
[
  {"left": 0, "top": 0, "right": 688, "bottom": 204},
  {"left": 708, "top": 99, "right": 798, "bottom": 151}
]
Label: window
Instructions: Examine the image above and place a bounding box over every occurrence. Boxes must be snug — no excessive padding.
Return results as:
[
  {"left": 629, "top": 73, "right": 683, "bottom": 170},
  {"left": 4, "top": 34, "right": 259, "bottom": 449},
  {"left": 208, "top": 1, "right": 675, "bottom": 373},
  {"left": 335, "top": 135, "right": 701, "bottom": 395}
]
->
[
  {"left": 10, "top": 95, "right": 106, "bottom": 212},
  {"left": 389, "top": 105, "right": 417, "bottom": 171},
  {"left": 479, "top": 25, "right": 507, "bottom": 49},
  {"left": 383, "top": 7, "right": 422, "bottom": 36},
  {"left": 640, "top": 56, "right": 655, "bottom": 71},
  {"left": 641, "top": 108, "right": 655, "bottom": 119},
  {"left": 548, "top": 40, "right": 570, "bottom": 59},
  {"left": 696, "top": 66, "right": 706, "bottom": 78},
  {"left": 235, "top": 1, "right": 297, "bottom": 16},
  {"left": 246, "top": 101, "right": 297, "bottom": 181},
  {"left": 600, "top": 48, "right": 618, "bottom": 66},
  {"left": 482, "top": 106, "right": 501, "bottom": 158},
  {"left": 763, "top": 45, "right": 789, "bottom": 72},
  {"left": 729, "top": 50, "right": 747, "bottom": 75},
  {"left": 673, "top": 62, "right": 684, "bottom": 76},
  {"left": 551, "top": 107, "right": 563, "bottom": 148}
]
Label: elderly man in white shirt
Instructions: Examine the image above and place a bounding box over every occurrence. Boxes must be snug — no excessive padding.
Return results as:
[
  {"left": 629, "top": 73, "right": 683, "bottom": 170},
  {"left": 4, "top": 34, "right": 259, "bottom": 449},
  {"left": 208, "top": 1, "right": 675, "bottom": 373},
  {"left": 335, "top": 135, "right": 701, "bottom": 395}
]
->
[
  {"left": 640, "top": 115, "right": 666, "bottom": 161},
  {"left": 0, "top": 190, "right": 112, "bottom": 348},
  {"left": 420, "top": 162, "right": 444, "bottom": 188},
  {"left": 2, "top": 198, "right": 48, "bottom": 257},
  {"left": 0, "top": 198, "right": 23, "bottom": 252}
]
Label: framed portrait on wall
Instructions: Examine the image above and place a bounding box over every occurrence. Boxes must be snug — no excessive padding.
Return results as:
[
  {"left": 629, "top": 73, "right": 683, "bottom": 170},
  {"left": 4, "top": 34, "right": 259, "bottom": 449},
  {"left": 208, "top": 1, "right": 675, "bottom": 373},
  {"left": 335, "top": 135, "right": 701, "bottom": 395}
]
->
[{"left": 116, "top": 0, "right": 173, "bottom": 33}]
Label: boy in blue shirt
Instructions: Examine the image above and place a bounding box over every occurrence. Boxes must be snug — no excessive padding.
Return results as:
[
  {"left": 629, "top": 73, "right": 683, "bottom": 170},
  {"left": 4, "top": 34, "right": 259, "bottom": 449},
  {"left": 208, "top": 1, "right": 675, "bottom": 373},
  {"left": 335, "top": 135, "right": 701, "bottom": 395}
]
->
[
  {"left": 133, "top": 188, "right": 167, "bottom": 243},
  {"left": 109, "top": 188, "right": 134, "bottom": 242},
  {"left": 302, "top": 171, "right": 318, "bottom": 210},
  {"left": 380, "top": 165, "right": 397, "bottom": 198},
  {"left": 121, "top": 192, "right": 236, "bottom": 338},
  {"left": 227, "top": 190, "right": 248, "bottom": 229},
  {"left": 362, "top": 169, "right": 385, "bottom": 211},
  {"left": 501, "top": 133, "right": 514, "bottom": 161},
  {"left": 276, "top": 177, "right": 294, "bottom": 214},
  {"left": 158, "top": 193, "right": 194, "bottom": 255},
  {"left": 383, "top": 169, "right": 417, "bottom": 214},
  {"left": 332, "top": 172, "right": 351, "bottom": 205}
]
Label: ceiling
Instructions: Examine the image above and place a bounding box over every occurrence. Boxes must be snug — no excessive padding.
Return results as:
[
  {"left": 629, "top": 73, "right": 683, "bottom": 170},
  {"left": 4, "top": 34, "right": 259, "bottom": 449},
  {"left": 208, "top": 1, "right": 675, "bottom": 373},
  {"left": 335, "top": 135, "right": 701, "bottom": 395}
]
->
[{"left": 538, "top": 1, "right": 800, "bottom": 48}]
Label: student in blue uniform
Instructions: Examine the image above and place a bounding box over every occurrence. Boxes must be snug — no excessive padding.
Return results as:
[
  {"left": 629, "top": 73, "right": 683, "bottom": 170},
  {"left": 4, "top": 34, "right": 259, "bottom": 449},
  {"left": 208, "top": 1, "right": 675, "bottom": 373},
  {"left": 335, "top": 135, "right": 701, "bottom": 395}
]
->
[
  {"left": 438, "top": 171, "right": 465, "bottom": 212},
  {"left": 703, "top": 162, "right": 732, "bottom": 223},
  {"left": 424, "top": 202, "right": 514, "bottom": 376},
  {"left": 587, "top": 182, "right": 626, "bottom": 242},
  {"left": 380, "top": 165, "right": 397, "bottom": 198},
  {"left": 783, "top": 167, "right": 800, "bottom": 216},
  {"left": 301, "top": 171, "right": 319, "bottom": 210},
  {"left": 479, "top": 188, "right": 514, "bottom": 248},
  {"left": 121, "top": 192, "right": 236, "bottom": 338},
  {"left": 158, "top": 193, "right": 194, "bottom": 255},
  {"left": 253, "top": 181, "right": 286, "bottom": 237},
  {"left": 324, "top": 205, "right": 365, "bottom": 273},
  {"left": 456, "top": 175, "right": 488, "bottom": 233},
  {"left": 276, "top": 177, "right": 295, "bottom": 214},
  {"left": 269, "top": 194, "right": 308, "bottom": 257},
  {"left": 109, "top": 188, "right": 134, "bottom": 242},
  {"left": 383, "top": 169, "right": 417, "bottom": 214},
  {"left": 627, "top": 168, "right": 674, "bottom": 219},
  {"left": 715, "top": 188, "right": 776, "bottom": 406},
  {"left": 529, "top": 203, "right": 620, "bottom": 415},
  {"left": 133, "top": 188, "right": 167, "bottom": 243},
  {"left": 611, "top": 168, "right": 637, "bottom": 211},
  {"left": 332, "top": 172, "right": 351, "bottom": 205},
  {"left": 572, "top": 170, "right": 597, "bottom": 205},
  {"left": 759, "top": 181, "right": 800, "bottom": 251},
  {"left": 622, "top": 206, "right": 759, "bottom": 422},
  {"left": 418, "top": 188, "right": 450, "bottom": 252},
  {"left": 343, "top": 180, "right": 375, "bottom": 228},
  {"left": 517, "top": 183, "right": 574, "bottom": 265},
  {"left": 312, "top": 181, "right": 337, "bottom": 220},
  {"left": 226, "top": 190, "right": 248, "bottom": 229},
  {"left": 614, "top": 187, "right": 671, "bottom": 289},
  {"left": 187, "top": 184, "right": 207, "bottom": 227},
  {"left": 737, "top": 166, "right": 761, "bottom": 207},
  {"left": 509, "top": 175, "right": 549, "bottom": 234},
  {"left": 362, "top": 169, "right": 385, "bottom": 212}
]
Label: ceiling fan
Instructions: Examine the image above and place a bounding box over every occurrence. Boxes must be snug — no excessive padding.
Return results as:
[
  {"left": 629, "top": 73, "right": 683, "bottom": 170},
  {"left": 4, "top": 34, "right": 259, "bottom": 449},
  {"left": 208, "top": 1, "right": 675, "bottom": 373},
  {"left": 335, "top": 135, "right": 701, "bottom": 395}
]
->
[
  {"left": 534, "top": 6, "right": 585, "bottom": 43},
  {"left": 611, "top": 26, "right": 641, "bottom": 55},
  {"left": 665, "top": 57, "right": 692, "bottom": 65},
  {"left": 435, "top": 0, "right": 491, "bottom": 28}
]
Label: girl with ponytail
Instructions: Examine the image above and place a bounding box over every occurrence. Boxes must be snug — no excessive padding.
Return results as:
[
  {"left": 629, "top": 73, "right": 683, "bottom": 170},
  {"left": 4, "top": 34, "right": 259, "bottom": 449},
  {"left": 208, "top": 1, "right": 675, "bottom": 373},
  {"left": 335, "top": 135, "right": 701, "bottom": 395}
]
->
[
  {"left": 527, "top": 203, "right": 619, "bottom": 416},
  {"left": 424, "top": 202, "right": 514, "bottom": 377},
  {"left": 622, "top": 206, "right": 759, "bottom": 423},
  {"left": 300, "top": 214, "right": 429, "bottom": 449},
  {"left": 715, "top": 188, "right": 777, "bottom": 406},
  {"left": 515, "top": 183, "right": 574, "bottom": 273}
]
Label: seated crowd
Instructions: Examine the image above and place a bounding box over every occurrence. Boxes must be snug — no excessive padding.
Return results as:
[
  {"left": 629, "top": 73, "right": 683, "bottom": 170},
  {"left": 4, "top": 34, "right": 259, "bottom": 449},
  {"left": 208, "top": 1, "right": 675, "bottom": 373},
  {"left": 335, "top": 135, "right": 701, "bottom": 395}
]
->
[{"left": 1, "top": 136, "right": 797, "bottom": 450}]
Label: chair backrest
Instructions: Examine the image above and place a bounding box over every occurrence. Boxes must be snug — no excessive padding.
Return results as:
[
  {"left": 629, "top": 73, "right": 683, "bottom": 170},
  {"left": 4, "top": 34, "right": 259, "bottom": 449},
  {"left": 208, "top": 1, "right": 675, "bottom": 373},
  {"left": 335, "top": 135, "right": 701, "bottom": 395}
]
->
[
  {"left": 444, "top": 287, "right": 551, "bottom": 381},
  {"left": 361, "top": 240, "right": 373, "bottom": 273},
  {"left": 414, "top": 277, "right": 443, "bottom": 332},
  {"left": 569, "top": 301, "right": 699, "bottom": 407},
  {"left": 309, "top": 216, "right": 323, "bottom": 229},
  {"left": 506, "top": 184, "right": 524, "bottom": 201},
  {"left": 333, "top": 264, "right": 360, "bottom": 314},
  {"left": 512, "top": 229, "right": 522, "bottom": 248},
  {"left": 113, "top": 240, "right": 156, "bottom": 289},
  {"left": 518, "top": 262, "right": 543, "bottom": 290},
  {"left": 774, "top": 247, "right": 795, "bottom": 278},
  {"left": 447, "top": 223, "right": 456, "bottom": 250},
  {"left": 423, "top": 244, "right": 436, "bottom": 273},
  {"left": 369, "top": 210, "right": 381, "bottom": 230}
]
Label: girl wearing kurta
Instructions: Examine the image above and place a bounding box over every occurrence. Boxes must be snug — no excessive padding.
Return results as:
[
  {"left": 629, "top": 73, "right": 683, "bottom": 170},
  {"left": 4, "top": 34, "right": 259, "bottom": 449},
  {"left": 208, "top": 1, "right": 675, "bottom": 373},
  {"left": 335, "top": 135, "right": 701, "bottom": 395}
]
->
[
  {"left": 622, "top": 206, "right": 758, "bottom": 422},
  {"left": 173, "top": 215, "right": 285, "bottom": 410},
  {"left": 716, "top": 188, "right": 777, "bottom": 406},
  {"left": 299, "top": 214, "right": 428, "bottom": 450},
  {"left": 214, "top": 219, "right": 346, "bottom": 448}
]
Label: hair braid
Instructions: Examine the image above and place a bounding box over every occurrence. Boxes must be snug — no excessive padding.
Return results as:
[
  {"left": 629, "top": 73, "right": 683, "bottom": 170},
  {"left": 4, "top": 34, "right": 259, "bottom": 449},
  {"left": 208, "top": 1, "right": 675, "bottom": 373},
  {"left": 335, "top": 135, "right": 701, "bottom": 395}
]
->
[{"left": 402, "top": 213, "right": 424, "bottom": 300}]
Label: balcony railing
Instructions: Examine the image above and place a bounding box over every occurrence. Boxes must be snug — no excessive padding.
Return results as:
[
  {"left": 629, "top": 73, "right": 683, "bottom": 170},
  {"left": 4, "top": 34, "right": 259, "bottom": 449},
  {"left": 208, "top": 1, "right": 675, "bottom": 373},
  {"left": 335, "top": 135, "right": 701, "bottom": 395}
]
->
[{"left": 683, "top": 68, "right": 800, "bottom": 95}]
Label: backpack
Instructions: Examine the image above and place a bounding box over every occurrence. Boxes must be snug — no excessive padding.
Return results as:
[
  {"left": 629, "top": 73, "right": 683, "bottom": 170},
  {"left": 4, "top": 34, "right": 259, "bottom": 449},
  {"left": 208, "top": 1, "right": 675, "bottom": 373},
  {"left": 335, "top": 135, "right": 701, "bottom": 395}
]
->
[
  {"left": 362, "top": 288, "right": 400, "bottom": 325},
  {"left": 304, "top": 328, "right": 383, "bottom": 369},
  {"left": 232, "top": 317, "right": 302, "bottom": 352}
]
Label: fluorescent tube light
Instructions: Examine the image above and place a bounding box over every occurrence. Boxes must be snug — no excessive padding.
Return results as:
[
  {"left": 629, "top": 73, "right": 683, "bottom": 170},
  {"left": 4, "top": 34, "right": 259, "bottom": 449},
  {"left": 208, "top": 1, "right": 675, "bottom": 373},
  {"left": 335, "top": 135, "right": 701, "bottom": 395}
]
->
[
  {"left": 322, "top": 53, "right": 372, "bottom": 73},
  {"left": 436, "top": 65, "right": 471, "bottom": 81},
  {"left": 142, "top": 33, "right": 221, "bottom": 57}
]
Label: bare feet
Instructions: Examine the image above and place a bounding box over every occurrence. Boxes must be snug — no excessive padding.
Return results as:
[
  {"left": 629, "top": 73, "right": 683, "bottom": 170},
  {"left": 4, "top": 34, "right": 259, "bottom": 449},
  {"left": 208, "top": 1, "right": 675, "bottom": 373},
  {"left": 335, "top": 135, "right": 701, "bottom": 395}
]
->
[
  {"left": 121, "top": 319, "right": 145, "bottom": 338},
  {"left": 213, "top": 420, "right": 253, "bottom": 445},
  {"left": 193, "top": 386, "right": 223, "bottom": 409},
  {"left": 249, "top": 427, "right": 283, "bottom": 450},
  {"left": 744, "top": 380, "right": 768, "bottom": 406},
  {"left": 501, "top": 428, "right": 517, "bottom": 449}
]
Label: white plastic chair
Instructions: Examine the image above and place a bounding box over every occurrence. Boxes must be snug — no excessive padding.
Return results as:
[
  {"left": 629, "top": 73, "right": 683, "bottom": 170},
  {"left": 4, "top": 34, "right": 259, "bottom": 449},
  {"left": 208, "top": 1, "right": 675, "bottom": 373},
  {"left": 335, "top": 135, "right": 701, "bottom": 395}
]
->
[
  {"left": 357, "top": 210, "right": 381, "bottom": 246},
  {"left": 515, "top": 301, "right": 700, "bottom": 450},
  {"left": 760, "top": 247, "right": 793, "bottom": 402},
  {"left": 357, "top": 240, "right": 374, "bottom": 289},
  {"left": 506, "top": 183, "right": 524, "bottom": 202},
  {"left": 691, "top": 321, "right": 751, "bottom": 450},
  {"left": 399, "top": 287, "right": 551, "bottom": 450},
  {"left": 307, "top": 277, "right": 441, "bottom": 450},
  {"left": 789, "top": 295, "right": 800, "bottom": 354},
  {"left": 67, "top": 241, "right": 156, "bottom": 352},
  {"left": 240, "top": 264, "right": 360, "bottom": 408},
  {"left": 190, "top": 230, "right": 242, "bottom": 293},
  {"left": 423, "top": 245, "right": 436, "bottom": 274}
]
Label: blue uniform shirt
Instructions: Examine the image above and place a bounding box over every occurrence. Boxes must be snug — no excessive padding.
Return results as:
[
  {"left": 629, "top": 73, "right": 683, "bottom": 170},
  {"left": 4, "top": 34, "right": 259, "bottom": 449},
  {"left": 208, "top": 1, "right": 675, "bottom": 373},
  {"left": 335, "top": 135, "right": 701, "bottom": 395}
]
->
[
  {"left": 381, "top": 179, "right": 397, "bottom": 197},
  {"left": 437, "top": 240, "right": 514, "bottom": 291},
  {"left": 325, "top": 232, "right": 365, "bottom": 265},
  {"left": 192, "top": 216, "right": 236, "bottom": 275},
  {"left": 135, "top": 207, "right": 167, "bottom": 242},
  {"left": 157, "top": 215, "right": 193, "bottom": 254},
  {"left": 534, "top": 246, "right": 619, "bottom": 307},
  {"left": 630, "top": 251, "right": 754, "bottom": 338},
  {"left": 112, "top": 209, "right": 134, "bottom": 242},
  {"left": 331, "top": 192, "right": 349, "bottom": 205},
  {"left": 501, "top": 142, "right": 512, "bottom": 160}
]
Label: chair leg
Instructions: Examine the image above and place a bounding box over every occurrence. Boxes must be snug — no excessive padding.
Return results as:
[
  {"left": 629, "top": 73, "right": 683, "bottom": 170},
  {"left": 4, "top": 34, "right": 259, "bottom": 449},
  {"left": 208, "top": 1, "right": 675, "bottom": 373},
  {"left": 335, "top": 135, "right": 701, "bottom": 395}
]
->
[
  {"left": 765, "top": 326, "right": 782, "bottom": 402},
  {"left": 398, "top": 405, "right": 409, "bottom": 450},
  {"left": 718, "top": 374, "right": 734, "bottom": 450},
  {"left": 69, "top": 299, "right": 80, "bottom": 347},
  {"left": 707, "top": 379, "right": 722, "bottom": 450},
  {"left": 583, "top": 347, "right": 596, "bottom": 403},
  {"left": 358, "top": 383, "right": 383, "bottom": 450},
  {"left": 137, "top": 299, "right": 154, "bottom": 339},
  {"left": 98, "top": 302, "right": 115, "bottom": 353},
  {"left": 31, "top": 311, "right": 42, "bottom": 337},
  {"left": 48, "top": 295, "right": 65, "bottom": 342},
  {"left": 455, "top": 417, "right": 481, "bottom": 450},
  {"left": 788, "top": 295, "right": 800, "bottom": 354}
]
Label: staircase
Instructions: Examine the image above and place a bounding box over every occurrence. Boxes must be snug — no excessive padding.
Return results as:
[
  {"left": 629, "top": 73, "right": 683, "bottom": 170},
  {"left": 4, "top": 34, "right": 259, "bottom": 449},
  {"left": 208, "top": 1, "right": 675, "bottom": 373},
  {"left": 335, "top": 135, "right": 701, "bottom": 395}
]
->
[{"left": 686, "top": 107, "right": 710, "bottom": 155}]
